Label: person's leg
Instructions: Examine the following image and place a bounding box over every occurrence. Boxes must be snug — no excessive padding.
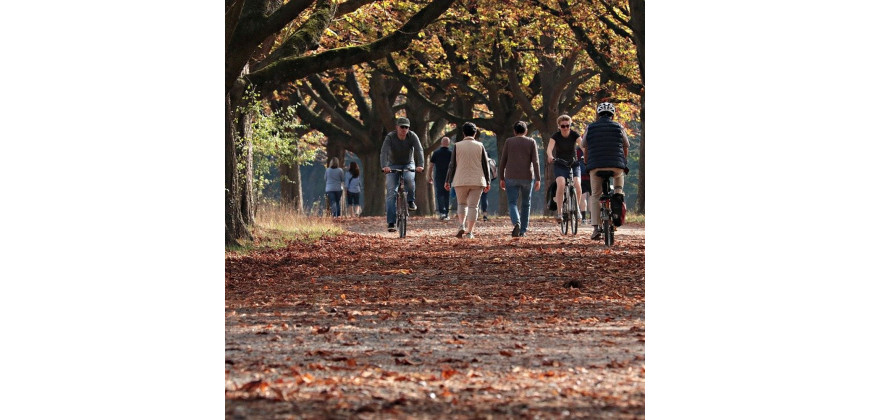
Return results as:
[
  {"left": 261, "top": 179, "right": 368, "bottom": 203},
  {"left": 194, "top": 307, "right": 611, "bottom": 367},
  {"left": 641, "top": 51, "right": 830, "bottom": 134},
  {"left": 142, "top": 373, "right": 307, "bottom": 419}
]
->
[
  {"left": 519, "top": 180, "right": 532, "bottom": 234},
  {"left": 329, "top": 191, "right": 341, "bottom": 217},
  {"left": 505, "top": 179, "right": 520, "bottom": 227},
  {"left": 385, "top": 172, "right": 398, "bottom": 225},
  {"left": 404, "top": 170, "right": 416, "bottom": 206},
  {"left": 479, "top": 190, "right": 488, "bottom": 220},
  {"left": 589, "top": 169, "right": 603, "bottom": 226},
  {"left": 455, "top": 186, "right": 471, "bottom": 230},
  {"left": 465, "top": 187, "right": 484, "bottom": 234},
  {"left": 435, "top": 182, "right": 449, "bottom": 217},
  {"left": 613, "top": 169, "right": 625, "bottom": 195},
  {"left": 554, "top": 176, "right": 566, "bottom": 217}
]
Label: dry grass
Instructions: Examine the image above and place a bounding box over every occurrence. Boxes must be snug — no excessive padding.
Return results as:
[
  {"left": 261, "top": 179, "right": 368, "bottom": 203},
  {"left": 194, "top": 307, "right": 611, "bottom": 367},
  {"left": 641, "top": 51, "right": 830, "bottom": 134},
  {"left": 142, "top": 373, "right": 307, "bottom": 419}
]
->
[{"left": 229, "top": 204, "right": 343, "bottom": 253}]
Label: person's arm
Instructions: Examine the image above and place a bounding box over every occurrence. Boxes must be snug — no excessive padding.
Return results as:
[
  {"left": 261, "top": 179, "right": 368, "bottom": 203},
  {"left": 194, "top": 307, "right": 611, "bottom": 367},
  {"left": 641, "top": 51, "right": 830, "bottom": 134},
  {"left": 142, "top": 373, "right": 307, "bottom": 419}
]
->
[
  {"left": 531, "top": 140, "right": 541, "bottom": 190},
  {"left": 546, "top": 138, "right": 555, "bottom": 163},
  {"left": 426, "top": 163, "right": 434, "bottom": 183},
  {"left": 580, "top": 131, "right": 588, "bottom": 164},
  {"left": 622, "top": 127, "right": 630, "bottom": 159},
  {"left": 445, "top": 144, "right": 457, "bottom": 189},
  {"left": 498, "top": 141, "right": 509, "bottom": 181},
  {"left": 480, "top": 147, "right": 491, "bottom": 189}
]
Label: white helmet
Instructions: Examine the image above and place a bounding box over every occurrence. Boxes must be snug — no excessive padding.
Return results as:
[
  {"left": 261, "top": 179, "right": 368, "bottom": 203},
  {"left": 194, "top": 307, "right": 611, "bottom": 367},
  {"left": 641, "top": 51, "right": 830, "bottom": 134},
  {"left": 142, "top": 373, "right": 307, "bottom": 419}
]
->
[{"left": 597, "top": 102, "right": 615, "bottom": 116}]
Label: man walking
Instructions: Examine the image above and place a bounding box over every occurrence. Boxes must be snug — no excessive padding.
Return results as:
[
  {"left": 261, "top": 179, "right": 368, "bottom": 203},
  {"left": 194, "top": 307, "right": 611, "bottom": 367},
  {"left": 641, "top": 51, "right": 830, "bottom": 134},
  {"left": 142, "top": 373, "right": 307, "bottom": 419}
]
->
[
  {"left": 498, "top": 121, "right": 541, "bottom": 237},
  {"left": 427, "top": 137, "right": 452, "bottom": 220}
]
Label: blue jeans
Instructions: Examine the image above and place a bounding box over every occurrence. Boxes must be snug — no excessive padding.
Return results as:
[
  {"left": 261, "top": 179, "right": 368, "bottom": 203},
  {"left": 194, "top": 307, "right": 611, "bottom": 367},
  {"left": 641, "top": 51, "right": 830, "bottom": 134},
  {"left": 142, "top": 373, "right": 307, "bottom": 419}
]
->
[
  {"left": 505, "top": 179, "right": 533, "bottom": 234},
  {"left": 434, "top": 178, "right": 449, "bottom": 216},
  {"left": 326, "top": 191, "right": 342, "bottom": 217},
  {"left": 385, "top": 165, "right": 416, "bottom": 224},
  {"left": 479, "top": 189, "right": 489, "bottom": 213}
]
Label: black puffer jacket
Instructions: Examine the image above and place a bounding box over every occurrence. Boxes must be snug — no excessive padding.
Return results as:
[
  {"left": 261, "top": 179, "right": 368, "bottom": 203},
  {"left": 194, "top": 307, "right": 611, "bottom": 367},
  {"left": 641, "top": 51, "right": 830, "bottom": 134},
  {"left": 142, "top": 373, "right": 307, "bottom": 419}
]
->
[{"left": 585, "top": 117, "right": 629, "bottom": 174}]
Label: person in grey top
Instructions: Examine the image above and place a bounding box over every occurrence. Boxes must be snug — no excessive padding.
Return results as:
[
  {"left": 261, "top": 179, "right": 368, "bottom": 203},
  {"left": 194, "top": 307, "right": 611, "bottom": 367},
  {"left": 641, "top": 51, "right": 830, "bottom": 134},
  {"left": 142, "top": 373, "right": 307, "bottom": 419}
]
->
[
  {"left": 380, "top": 117, "right": 424, "bottom": 232},
  {"left": 498, "top": 121, "right": 541, "bottom": 237},
  {"left": 324, "top": 157, "right": 344, "bottom": 217}
]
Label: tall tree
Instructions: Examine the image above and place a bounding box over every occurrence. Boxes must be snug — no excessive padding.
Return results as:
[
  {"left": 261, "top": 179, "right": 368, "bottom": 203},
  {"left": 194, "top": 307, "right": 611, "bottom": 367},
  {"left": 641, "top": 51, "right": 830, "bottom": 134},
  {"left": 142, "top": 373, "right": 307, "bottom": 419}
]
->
[
  {"left": 532, "top": 0, "right": 644, "bottom": 212},
  {"left": 225, "top": 0, "right": 457, "bottom": 245}
]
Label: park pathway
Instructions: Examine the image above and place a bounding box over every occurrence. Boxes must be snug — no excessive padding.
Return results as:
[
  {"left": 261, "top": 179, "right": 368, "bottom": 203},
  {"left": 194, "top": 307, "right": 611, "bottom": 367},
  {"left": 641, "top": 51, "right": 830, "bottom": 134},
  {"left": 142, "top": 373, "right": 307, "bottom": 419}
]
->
[{"left": 226, "top": 215, "right": 645, "bottom": 419}]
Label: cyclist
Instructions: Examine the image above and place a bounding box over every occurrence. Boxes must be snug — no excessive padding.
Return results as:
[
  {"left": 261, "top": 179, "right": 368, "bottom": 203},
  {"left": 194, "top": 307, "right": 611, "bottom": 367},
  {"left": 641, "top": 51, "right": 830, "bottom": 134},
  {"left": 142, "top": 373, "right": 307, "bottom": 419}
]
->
[
  {"left": 546, "top": 114, "right": 583, "bottom": 221},
  {"left": 381, "top": 117, "right": 424, "bottom": 232},
  {"left": 445, "top": 122, "right": 491, "bottom": 239},
  {"left": 580, "top": 102, "right": 630, "bottom": 240}
]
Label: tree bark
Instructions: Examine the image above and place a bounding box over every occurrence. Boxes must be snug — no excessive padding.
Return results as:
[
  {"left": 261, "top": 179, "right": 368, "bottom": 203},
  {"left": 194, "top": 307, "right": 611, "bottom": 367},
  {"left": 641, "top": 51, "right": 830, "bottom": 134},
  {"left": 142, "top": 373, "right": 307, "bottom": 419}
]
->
[
  {"left": 247, "top": 0, "right": 457, "bottom": 92},
  {"left": 241, "top": 112, "right": 255, "bottom": 225},
  {"left": 629, "top": 0, "right": 644, "bottom": 213},
  {"left": 360, "top": 151, "right": 385, "bottom": 217},
  {"left": 226, "top": 87, "right": 252, "bottom": 246},
  {"left": 280, "top": 162, "right": 304, "bottom": 212}
]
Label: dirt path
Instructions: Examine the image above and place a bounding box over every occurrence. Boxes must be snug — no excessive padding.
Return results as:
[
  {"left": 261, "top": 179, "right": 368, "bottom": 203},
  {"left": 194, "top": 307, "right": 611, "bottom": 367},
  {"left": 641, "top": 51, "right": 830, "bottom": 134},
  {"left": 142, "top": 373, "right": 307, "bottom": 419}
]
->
[{"left": 226, "top": 215, "right": 645, "bottom": 419}]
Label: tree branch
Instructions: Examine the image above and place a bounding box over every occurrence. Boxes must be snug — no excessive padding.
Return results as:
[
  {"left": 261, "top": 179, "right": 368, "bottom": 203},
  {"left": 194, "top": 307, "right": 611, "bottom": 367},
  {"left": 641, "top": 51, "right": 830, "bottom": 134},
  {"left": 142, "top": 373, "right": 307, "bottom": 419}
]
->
[
  {"left": 252, "top": 0, "right": 337, "bottom": 73},
  {"left": 247, "top": 0, "right": 456, "bottom": 90},
  {"left": 226, "top": 0, "right": 318, "bottom": 93}
]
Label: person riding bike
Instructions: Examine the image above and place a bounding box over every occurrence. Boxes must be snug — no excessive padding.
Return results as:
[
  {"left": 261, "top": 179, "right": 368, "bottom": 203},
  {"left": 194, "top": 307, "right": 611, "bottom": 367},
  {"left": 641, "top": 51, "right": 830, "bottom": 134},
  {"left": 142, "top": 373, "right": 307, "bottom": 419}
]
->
[
  {"left": 546, "top": 115, "right": 583, "bottom": 221},
  {"left": 381, "top": 117, "right": 424, "bottom": 232},
  {"left": 580, "top": 102, "right": 630, "bottom": 240}
]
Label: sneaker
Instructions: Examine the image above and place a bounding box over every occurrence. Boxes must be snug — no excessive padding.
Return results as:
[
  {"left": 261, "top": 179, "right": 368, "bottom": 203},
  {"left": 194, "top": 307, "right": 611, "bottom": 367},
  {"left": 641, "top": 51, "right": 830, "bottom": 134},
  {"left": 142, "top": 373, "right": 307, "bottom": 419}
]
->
[
  {"left": 466, "top": 232, "right": 475, "bottom": 239},
  {"left": 518, "top": 232, "right": 526, "bottom": 237},
  {"left": 408, "top": 201, "right": 417, "bottom": 211},
  {"left": 388, "top": 223, "right": 396, "bottom": 232},
  {"left": 555, "top": 214, "right": 563, "bottom": 222},
  {"left": 456, "top": 228, "right": 465, "bottom": 238},
  {"left": 590, "top": 226, "right": 601, "bottom": 240},
  {"left": 482, "top": 215, "right": 489, "bottom": 222},
  {"left": 440, "top": 214, "right": 449, "bottom": 220},
  {"left": 511, "top": 223, "right": 521, "bottom": 237}
]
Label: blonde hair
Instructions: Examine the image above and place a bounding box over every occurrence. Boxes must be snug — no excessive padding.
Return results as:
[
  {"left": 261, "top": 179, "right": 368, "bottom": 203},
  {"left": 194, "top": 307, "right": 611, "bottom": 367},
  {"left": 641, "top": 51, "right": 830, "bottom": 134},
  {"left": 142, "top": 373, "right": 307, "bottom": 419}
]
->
[
  {"left": 557, "top": 114, "right": 572, "bottom": 124},
  {"left": 329, "top": 157, "right": 340, "bottom": 169}
]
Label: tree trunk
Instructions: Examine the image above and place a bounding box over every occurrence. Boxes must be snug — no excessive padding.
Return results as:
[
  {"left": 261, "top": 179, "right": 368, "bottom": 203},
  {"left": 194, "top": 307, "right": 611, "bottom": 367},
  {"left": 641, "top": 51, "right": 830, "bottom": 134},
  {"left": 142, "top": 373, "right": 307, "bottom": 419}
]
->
[
  {"left": 636, "top": 91, "right": 645, "bottom": 214},
  {"left": 241, "top": 111, "right": 255, "bottom": 225},
  {"left": 280, "top": 162, "right": 304, "bottom": 212},
  {"left": 360, "top": 151, "right": 385, "bottom": 217},
  {"left": 226, "top": 89, "right": 252, "bottom": 246},
  {"left": 630, "top": 0, "right": 645, "bottom": 214}
]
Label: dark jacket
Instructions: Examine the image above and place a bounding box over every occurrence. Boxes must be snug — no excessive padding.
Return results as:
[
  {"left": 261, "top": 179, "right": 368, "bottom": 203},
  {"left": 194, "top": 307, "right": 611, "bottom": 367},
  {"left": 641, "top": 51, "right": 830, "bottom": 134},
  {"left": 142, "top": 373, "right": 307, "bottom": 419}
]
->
[
  {"left": 380, "top": 130, "right": 425, "bottom": 168},
  {"left": 585, "top": 117, "right": 629, "bottom": 174}
]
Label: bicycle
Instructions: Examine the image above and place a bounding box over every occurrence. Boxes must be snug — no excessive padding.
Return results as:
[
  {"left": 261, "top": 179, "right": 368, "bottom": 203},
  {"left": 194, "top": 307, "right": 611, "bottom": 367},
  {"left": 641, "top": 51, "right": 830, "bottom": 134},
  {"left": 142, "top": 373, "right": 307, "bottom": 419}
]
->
[
  {"left": 389, "top": 168, "right": 411, "bottom": 238},
  {"left": 553, "top": 158, "right": 579, "bottom": 235},
  {"left": 594, "top": 170, "right": 617, "bottom": 246}
]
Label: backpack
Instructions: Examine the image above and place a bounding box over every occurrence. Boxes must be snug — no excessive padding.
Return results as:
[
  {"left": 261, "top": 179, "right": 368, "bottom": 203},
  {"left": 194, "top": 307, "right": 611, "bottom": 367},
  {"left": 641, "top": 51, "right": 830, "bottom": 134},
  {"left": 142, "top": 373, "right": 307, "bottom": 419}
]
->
[
  {"left": 612, "top": 193, "right": 626, "bottom": 227},
  {"left": 487, "top": 157, "right": 497, "bottom": 181}
]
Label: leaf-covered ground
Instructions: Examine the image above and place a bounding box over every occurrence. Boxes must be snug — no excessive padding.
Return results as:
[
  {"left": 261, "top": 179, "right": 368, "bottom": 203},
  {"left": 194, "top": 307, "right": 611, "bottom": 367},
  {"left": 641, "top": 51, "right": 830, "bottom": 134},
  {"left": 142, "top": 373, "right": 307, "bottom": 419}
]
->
[{"left": 226, "top": 215, "right": 645, "bottom": 419}]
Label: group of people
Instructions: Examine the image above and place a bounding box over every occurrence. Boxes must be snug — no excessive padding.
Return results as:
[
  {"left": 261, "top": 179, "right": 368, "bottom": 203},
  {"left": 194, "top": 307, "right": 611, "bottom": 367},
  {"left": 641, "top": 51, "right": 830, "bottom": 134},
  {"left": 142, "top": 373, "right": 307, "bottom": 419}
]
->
[
  {"left": 374, "top": 102, "right": 629, "bottom": 239},
  {"left": 323, "top": 158, "right": 362, "bottom": 218}
]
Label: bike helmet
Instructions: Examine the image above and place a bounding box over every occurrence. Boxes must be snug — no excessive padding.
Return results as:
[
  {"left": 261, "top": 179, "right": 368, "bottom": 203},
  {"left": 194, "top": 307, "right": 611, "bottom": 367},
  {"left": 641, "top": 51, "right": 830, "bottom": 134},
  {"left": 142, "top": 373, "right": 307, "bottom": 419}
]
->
[{"left": 596, "top": 102, "right": 615, "bottom": 116}]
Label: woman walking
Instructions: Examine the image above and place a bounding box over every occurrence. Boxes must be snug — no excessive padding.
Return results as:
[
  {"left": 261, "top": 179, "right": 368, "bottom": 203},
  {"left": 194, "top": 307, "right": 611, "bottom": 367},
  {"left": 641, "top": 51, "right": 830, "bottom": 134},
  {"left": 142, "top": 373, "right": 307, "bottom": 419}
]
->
[
  {"left": 345, "top": 161, "right": 362, "bottom": 217},
  {"left": 444, "top": 122, "right": 491, "bottom": 239},
  {"left": 324, "top": 157, "right": 344, "bottom": 217}
]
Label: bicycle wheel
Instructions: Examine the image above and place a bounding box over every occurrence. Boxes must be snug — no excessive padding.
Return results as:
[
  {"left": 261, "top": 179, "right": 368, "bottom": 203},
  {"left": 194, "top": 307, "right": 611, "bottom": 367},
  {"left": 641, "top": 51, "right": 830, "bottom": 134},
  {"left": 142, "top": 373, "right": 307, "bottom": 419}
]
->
[
  {"left": 396, "top": 191, "right": 407, "bottom": 238},
  {"left": 569, "top": 189, "right": 578, "bottom": 235},
  {"left": 560, "top": 194, "right": 569, "bottom": 235},
  {"left": 603, "top": 216, "right": 613, "bottom": 247}
]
